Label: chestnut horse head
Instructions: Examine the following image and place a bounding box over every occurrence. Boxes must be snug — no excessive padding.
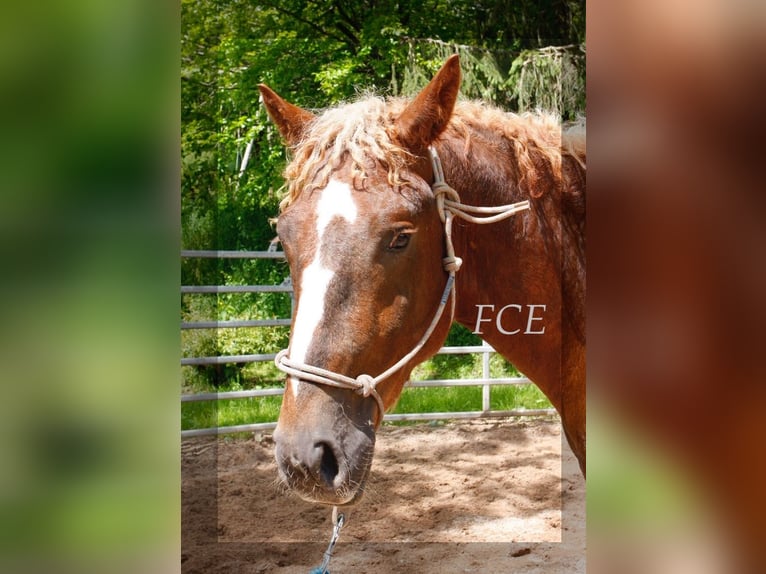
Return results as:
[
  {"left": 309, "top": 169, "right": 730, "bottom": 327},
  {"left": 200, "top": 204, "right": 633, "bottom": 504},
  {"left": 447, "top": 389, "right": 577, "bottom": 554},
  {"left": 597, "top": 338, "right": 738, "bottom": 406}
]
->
[{"left": 260, "top": 55, "right": 586, "bottom": 506}]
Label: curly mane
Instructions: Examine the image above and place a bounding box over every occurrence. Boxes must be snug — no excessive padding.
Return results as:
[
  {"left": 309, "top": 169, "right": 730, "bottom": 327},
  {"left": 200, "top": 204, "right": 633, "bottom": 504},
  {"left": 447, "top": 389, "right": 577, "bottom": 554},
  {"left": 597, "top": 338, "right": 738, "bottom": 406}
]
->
[{"left": 281, "top": 95, "right": 585, "bottom": 210}]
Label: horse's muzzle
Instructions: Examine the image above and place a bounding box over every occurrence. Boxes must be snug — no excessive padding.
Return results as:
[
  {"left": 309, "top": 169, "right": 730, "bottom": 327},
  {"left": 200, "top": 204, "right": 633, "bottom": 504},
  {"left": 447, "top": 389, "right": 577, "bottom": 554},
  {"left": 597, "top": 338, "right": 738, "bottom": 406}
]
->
[{"left": 273, "top": 423, "right": 375, "bottom": 505}]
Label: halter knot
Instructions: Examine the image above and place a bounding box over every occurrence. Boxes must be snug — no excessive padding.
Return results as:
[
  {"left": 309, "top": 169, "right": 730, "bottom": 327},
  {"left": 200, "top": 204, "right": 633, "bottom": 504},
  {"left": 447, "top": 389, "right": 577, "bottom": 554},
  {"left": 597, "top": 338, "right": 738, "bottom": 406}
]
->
[
  {"left": 432, "top": 182, "right": 459, "bottom": 201},
  {"left": 443, "top": 255, "right": 463, "bottom": 272},
  {"left": 355, "top": 374, "right": 376, "bottom": 397},
  {"left": 433, "top": 183, "right": 461, "bottom": 223}
]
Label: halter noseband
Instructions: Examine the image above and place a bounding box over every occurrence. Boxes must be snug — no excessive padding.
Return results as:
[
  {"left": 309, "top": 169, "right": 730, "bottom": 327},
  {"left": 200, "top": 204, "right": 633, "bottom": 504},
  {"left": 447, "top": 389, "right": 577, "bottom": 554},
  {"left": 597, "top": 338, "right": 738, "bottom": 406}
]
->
[{"left": 274, "top": 146, "right": 530, "bottom": 422}]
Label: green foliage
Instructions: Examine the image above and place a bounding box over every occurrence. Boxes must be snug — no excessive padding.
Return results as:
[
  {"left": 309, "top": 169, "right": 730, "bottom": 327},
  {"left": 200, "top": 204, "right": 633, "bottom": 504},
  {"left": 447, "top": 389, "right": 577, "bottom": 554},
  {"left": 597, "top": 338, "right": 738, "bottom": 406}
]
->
[
  {"left": 507, "top": 45, "right": 586, "bottom": 119},
  {"left": 391, "top": 384, "right": 551, "bottom": 417},
  {"left": 181, "top": 396, "right": 283, "bottom": 431},
  {"left": 398, "top": 40, "right": 505, "bottom": 103}
]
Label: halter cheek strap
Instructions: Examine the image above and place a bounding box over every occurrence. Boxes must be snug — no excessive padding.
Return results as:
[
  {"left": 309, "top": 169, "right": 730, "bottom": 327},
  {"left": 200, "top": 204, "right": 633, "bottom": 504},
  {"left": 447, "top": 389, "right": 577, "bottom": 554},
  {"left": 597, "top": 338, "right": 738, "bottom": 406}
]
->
[{"left": 274, "top": 146, "right": 530, "bottom": 422}]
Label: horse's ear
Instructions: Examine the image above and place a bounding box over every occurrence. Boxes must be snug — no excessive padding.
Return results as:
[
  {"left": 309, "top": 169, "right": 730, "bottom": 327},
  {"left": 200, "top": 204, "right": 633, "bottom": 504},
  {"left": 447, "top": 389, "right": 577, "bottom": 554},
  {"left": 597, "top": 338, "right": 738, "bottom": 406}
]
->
[
  {"left": 258, "top": 84, "right": 315, "bottom": 147},
  {"left": 395, "top": 55, "right": 461, "bottom": 151}
]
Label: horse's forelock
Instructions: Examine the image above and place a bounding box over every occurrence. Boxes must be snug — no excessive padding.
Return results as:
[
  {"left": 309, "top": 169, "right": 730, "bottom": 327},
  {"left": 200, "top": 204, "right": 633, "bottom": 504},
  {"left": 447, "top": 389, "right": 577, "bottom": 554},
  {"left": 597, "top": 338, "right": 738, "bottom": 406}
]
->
[{"left": 281, "top": 97, "right": 414, "bottom": 211}]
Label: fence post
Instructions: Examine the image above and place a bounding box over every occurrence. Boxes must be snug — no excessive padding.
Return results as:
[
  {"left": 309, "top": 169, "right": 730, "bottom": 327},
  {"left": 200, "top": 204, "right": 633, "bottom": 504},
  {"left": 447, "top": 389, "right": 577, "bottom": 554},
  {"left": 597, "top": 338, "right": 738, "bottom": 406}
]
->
[{"left": 482, "top": 339, "right": 491, "bottom": 412}]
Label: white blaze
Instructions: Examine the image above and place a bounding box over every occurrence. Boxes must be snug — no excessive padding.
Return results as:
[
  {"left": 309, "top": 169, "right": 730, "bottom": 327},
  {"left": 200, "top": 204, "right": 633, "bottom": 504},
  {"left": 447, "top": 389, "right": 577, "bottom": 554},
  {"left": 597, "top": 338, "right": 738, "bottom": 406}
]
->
[{"left": 289, "top": 179, "right": 357, "bottom": 397}]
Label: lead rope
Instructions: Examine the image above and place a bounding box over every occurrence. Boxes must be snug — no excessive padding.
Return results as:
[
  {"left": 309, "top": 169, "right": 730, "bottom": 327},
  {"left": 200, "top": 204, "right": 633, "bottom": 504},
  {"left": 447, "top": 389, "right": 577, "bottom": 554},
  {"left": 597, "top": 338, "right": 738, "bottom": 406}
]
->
[{"left": 309, "top": 507, "right": 346, "bottom": 574}]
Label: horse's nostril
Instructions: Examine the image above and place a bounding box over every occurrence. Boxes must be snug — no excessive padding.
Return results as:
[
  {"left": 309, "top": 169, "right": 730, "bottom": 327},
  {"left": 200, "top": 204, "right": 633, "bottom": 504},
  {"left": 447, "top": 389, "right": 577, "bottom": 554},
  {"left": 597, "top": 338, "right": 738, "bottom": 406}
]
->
[{"left": 315, "top": 441, "right": 340, "bottom": 487}]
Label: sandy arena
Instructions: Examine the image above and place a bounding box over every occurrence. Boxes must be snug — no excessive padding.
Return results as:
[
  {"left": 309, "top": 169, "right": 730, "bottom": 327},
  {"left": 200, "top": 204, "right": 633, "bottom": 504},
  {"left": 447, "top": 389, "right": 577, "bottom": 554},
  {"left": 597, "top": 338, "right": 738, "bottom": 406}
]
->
[{"left": 182, "top": 417, "right": 585, "bottom": 573}]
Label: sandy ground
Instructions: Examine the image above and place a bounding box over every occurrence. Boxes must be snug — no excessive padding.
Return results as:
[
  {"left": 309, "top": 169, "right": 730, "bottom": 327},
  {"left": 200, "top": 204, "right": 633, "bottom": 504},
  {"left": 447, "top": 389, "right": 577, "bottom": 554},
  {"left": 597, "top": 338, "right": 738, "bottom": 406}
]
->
[{"left": 182, "top": 417, "right": 585, "bottom": 573}]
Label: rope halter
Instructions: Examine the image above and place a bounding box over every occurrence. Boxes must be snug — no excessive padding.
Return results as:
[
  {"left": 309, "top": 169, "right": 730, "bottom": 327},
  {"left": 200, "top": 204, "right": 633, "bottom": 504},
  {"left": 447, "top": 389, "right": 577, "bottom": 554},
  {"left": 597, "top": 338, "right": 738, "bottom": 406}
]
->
[{"left": 274, "top": 146, "right": 530, "bottom": 423}]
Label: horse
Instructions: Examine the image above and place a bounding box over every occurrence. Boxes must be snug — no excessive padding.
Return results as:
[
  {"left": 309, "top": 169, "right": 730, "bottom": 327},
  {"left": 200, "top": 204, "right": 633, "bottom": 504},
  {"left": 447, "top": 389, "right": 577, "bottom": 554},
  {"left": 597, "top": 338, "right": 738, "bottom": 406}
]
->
[{"left": 259, "top": 55, "right": 585, "bottom": 507}]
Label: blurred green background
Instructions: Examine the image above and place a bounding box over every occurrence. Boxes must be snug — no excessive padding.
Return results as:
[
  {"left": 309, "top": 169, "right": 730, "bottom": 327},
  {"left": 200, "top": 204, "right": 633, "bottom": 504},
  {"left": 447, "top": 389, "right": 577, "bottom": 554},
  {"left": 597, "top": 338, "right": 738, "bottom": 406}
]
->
[{"left": 0, "top": 1, "right": 178, "bottom": 572}]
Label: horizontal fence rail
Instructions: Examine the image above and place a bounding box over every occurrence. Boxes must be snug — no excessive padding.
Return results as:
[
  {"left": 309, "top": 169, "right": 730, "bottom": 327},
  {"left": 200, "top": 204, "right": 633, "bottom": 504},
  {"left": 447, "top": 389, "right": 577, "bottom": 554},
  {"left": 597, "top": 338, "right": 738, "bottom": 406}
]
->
[
  {"left": 181, "top": 250, "right": 555, "bottom": 437},
  {"left": 182, "top": 319, "right": 292, "bottom": 330},
  {"left": 181, "top": 250, "right": 286, "bottom": 259},
  {"left": 181, "top": 285, "right": 293, "bottom": 294}
]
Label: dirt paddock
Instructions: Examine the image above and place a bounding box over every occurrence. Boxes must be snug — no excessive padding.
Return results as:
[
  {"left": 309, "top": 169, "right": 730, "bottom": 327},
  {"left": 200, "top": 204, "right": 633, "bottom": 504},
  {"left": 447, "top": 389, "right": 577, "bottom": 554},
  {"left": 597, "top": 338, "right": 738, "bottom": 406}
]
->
[{"left": 182, "top": 417, "right": 585, "bottom": 573}]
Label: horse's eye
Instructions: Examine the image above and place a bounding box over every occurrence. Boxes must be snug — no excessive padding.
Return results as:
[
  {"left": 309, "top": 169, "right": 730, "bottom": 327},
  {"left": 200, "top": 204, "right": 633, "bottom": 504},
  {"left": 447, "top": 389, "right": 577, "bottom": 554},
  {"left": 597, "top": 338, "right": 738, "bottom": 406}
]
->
[{"left": 388, "top": 231, "right": 411, "bottom": 251}]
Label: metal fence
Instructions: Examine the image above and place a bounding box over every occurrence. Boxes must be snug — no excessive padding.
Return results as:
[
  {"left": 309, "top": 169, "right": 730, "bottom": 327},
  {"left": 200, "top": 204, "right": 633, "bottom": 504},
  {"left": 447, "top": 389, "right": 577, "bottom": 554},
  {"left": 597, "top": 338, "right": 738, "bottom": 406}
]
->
[{"left": 181, "top": 250, "right": 555, "bottom": 438}]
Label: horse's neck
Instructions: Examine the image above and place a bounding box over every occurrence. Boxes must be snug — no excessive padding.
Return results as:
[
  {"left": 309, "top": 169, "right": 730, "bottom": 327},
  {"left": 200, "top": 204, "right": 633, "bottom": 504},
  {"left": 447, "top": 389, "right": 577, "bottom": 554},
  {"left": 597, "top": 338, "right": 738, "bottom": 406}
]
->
[
  {"left": 442, "top": 140, "right": 577, "bottom": 412},
  {"left": 436, "top": 129, "right": 586, "bottom": 470},
  {"left": 440, "top": 135, "right": 562, "bottom": 308}
]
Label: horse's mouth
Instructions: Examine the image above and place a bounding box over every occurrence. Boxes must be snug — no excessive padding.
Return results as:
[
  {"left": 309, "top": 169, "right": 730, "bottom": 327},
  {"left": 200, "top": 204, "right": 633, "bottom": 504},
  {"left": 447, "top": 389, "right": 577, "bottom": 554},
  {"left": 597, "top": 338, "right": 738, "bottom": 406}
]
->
[
  {"left": 277, "top": 455, "right": 373, "bottom": 507},
  {"left": 293, "top": 482, "right": 367, "bottom": 507}
]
